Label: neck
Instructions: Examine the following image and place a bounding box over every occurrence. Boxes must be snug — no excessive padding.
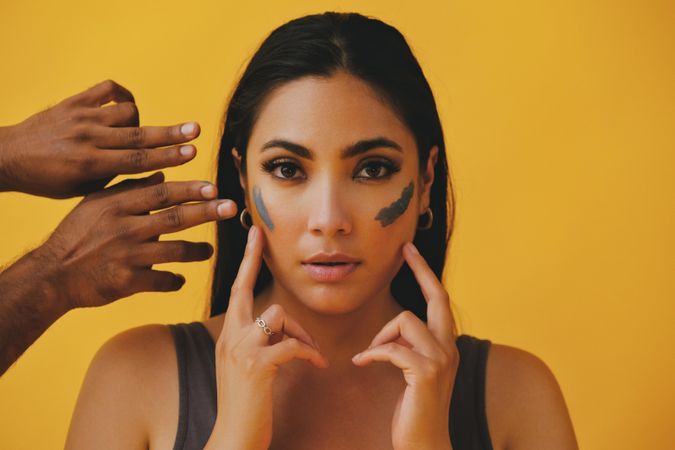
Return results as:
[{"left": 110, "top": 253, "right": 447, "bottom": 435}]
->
[{"left": 252, "top": 280, "right": 405, "bottom": 371}]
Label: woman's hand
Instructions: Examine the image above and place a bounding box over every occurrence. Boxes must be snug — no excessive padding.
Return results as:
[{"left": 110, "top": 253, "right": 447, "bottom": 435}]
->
[
  {"left": 205, "top": 225, "right": 329, "bottom": 450},
  {"left": 351, "top": 242, "right": 458, "bottom": 450}
]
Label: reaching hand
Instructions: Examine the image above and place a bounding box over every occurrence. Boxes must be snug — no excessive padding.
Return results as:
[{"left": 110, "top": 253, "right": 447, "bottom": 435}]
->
[
  {"left": 38, "top": 171, "right": 237, "bottom": 310},
  {"left": 0, "top": 79, "right": 200, "bottom": 198}
]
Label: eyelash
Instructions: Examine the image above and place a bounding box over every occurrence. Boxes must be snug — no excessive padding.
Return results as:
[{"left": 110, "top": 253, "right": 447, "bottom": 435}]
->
[{"left": 260, "top": 158, "right": 401, "bottom": 182}]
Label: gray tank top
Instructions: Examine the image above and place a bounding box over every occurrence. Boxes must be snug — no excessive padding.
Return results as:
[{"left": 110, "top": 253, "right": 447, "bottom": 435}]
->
[{"left": 169, "top": 321, "right": 494, "bottom": 450}]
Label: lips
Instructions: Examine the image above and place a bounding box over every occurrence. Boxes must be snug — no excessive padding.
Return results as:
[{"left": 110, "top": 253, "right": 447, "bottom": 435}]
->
[{"left": 302, "top": 261, "right": 360, "bottom": 282}]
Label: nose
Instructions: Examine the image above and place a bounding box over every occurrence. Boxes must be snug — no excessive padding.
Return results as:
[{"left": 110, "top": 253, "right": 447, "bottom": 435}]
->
[{"left": 307, "top": 179, "right": 353, "bottom": 237}]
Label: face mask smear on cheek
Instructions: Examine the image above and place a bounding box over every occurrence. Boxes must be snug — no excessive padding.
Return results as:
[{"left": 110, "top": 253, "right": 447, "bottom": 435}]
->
[
  {"left": 253, "top": 185, "right": 275, "bottom": 231},
  {"left": 374, "top": 180, "right": 414, "bottom": 227}
]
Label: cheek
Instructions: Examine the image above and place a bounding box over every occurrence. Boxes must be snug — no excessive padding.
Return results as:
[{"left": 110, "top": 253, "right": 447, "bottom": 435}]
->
[{"left": 374, "top": 180, "right": 415, "bottom": 227}]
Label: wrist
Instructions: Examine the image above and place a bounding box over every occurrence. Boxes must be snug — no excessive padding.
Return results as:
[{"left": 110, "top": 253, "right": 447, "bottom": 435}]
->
[
  {"left": 0, "top": 124, "right": 19, "bottom": 192},
  {"left": 30, "top": 244, "right": 71, "bottom": 317}
]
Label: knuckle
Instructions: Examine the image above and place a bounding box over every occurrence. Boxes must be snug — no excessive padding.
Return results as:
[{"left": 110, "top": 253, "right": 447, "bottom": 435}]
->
[
  {"left": 108, "top": 199, "right": 124, "bottom": 214},
  {"left": 285, "top": 338, "right": 301, "bottom": 351},
  {"left": 152, "top": 183, "right": 171, "bottom": 207},
  {"left": 121, "top": 102, "right": 139, "bottom": 120},
  {"left": 399, "top": 310, "right": 417, "bottom": 322},
  {"left": 420, "top": 360, "right": 442, "bottom": 380},
  {"left": 437, "top": 351, "right": 452, "bottom": 369},
  {"left": 70, "top": 123, "right": 92, "bottom": 142},
  {"left": 128, "top": 149, "right": 148, "bottom": 169},
  {"left": 77, "top": 156, "right": 97, "bottom": 174},
  {"left": 165, "top": 207, "right": 183, "bottom": 228},
  {"left": 267, "top": 303, "right": 285, "bottom": 319},
  {"left": 101, "top": 79, "right": 118, "bottom": 93},
  {"left": 69, "top": 109, "right": 90, "bottom": 123},
  {"left": 127, "top": 127, "right": 145, "bottom": 147},
  {"left": 112, "top": 224, "right": 131, "bottom": 239}
]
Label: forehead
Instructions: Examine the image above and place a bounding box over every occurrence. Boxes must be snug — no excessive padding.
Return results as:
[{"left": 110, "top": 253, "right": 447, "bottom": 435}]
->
[{"left": 247, "top": 71, "right": 416, "bottom": 158}]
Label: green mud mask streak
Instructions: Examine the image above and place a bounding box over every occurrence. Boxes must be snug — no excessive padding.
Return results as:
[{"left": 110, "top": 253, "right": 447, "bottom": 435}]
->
[
  {"left": 253, "top": 185, "right": 274, "bottom": 231},
  {"left": 374, "top": 181, "right": 414, "bottom": 227}
]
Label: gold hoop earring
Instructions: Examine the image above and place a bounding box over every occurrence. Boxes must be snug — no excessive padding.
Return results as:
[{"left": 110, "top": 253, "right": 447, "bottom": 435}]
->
[
  {"left": 239, "top": 207, "right": 252, "bottom": 230},
  {"left": 417, "top": 207, "right": 433, "bottom": 230}
]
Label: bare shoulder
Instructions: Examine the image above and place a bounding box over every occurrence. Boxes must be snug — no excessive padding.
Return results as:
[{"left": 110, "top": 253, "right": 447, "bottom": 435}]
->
[
  {"left": 65, "top": 324, "right": 178, "bottom": 450},
  {"left": 484, "top": 342, "right": 579, "bottom": 450}
]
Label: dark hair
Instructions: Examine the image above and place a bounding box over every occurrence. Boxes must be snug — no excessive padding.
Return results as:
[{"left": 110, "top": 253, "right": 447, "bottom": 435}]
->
[{"left": 210, "top": 11, "right": 456, "bottom": 324}]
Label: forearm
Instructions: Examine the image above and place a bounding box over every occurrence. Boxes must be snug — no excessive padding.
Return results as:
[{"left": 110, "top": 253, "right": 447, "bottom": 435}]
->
[
  {"left": 0, "top": 246, "right": 68, "bottom": 375},
  {"left": 0, "top": 127, "right": 12, "bottom": 192}
]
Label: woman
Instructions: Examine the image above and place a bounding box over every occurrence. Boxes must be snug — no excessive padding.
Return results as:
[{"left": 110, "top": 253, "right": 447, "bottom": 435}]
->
[{"left": 65, "top": 12, "right": 578, "bottom": 450}]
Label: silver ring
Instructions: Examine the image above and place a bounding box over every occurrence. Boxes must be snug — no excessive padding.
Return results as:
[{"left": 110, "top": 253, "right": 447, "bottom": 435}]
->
[{"left": 255, "top": 317, "right": 275, "bottom": 336}]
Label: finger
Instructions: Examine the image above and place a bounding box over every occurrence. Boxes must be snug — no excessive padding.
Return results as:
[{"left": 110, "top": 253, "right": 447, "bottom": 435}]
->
[
  {"left": 133, "top": 240, "right": 214, "bottom": 266},
  {"left": 95, "top": 101, "right": 140, "bottom": 127},
  {"left": 261, "top": 337, "right": 329, "bottom": 369},
  {"left": 132, "top": 269, "right": 186, "bottom": 293},
  {"left": 403, "top": 242, "right": 455, "bottom": 342},
  {"left": 227, "top": 226, "right": 263, "bottom": 324},
  {"left": 86, "top": 145, "right": 197, "bottom": 179},
  {"left": 91, "top": 122, "right": 200, "bottom": 149},
  {"left": 138, "top": 199, "right": 237, "bottom": 239},
  {"left": 247, "top": 304, "right": 320, "bottom": 351},
  {"left": 352, "top": 342, "right": 427, "bottom": 372},
  {"left": 367, "top": 311, "right": 442, "bottom": 359},
  {"left": 121, "top": 180, "right": 218, "bottom": 214},
  {"left": 70, "top": 79, "right": 135, "bottom": 107},
  {"left": 86, "top": 171, "right": 164, "bottom": 200}
]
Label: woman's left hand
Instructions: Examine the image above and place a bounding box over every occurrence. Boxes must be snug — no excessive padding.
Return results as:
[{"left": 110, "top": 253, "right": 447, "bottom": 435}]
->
[{"left": 351, "top": 242, "right": 458, "bottom": 450}]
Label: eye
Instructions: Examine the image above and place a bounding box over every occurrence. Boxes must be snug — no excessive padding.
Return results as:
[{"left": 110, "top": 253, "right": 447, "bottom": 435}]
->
[
  {"left": 260, "top": 157, "right": 401, "bottom": 182},
  {"left": 354, "top": 158, "right": 401, "bottom": 180},
  {"left": 260, "top": 158, "right": 305, "bottom": 181}
]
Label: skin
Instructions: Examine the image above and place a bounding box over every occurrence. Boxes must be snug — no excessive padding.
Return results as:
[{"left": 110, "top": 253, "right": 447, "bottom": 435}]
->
[
  {"left": 65, "top": 71, "right": 579, "bottom": 450},
  {"left": 0, "top": 79, "right": 239, "bottom": 375},
  {"left": 0, "top": 79, "right": 203, "bottom": 199}
]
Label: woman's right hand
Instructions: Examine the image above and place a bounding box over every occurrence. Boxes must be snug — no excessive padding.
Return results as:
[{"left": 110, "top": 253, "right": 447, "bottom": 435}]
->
[{"left": 205, "top": 225, "right": 329, "bottom": 450}]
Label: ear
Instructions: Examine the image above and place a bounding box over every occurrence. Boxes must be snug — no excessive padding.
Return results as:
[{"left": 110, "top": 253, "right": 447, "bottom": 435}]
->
[
  {"left": 231, "top": 148, "right": 247, "bottom": 192},
  {"left": 419, "top": 145, "right": 438, "bottom": 214}
]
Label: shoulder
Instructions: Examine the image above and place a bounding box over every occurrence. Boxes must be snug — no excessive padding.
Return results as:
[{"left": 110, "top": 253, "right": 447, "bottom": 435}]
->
[
  {"left": 85, "top": 323, "right": 177, "bottom": 390},
  {"left": 484, "top": 342, "right": 579, "bottom": 450},
  {"left": 65, "top": 324, "right": 178, "bottom": 450}
]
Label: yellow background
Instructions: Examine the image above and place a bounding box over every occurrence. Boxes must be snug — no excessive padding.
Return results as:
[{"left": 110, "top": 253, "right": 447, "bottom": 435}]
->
[{"left": 1, "top": 0, "right": 673, "bottom": 448}]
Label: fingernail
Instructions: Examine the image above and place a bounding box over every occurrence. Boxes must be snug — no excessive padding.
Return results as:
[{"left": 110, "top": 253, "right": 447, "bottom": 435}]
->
[
  {"left": 406, "top": 242, "right": 419, "bottom": 255},
  {"left": 248, "top": 225, "right": 257, "bottom": 243},
  {"left": 180, "top": 145, "right": 195, "bottom": 157},
  {"left": 201, "top": 184, "right": 216, "bottom": 199},
  {"left": 352, "top": 353, "right": 363, "bottom": 361},
  {"left": 180, "top": 122, "right": 197, "bottom": 136},
  {"left": 217, "top": 200, "right": 234, "bottom": 217}
]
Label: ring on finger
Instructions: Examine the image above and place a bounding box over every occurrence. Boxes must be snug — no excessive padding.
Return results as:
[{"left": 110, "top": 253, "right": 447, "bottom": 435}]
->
[{"left": 255, "top": 317, "right": 276, "bottom": 336}]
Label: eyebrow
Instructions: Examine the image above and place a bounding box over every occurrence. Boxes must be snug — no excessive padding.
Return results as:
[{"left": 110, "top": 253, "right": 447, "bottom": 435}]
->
[{"left": 260, "top": 137, "right": 403, "bottom": 160}]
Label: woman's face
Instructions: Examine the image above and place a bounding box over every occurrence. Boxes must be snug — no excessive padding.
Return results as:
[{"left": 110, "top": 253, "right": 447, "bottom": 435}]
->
[{"left": 233, "top": 71, "right": 437, "bottom": 315}]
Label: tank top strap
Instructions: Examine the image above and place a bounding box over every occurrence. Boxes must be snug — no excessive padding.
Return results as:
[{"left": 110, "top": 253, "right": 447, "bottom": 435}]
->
[
  {"left": 169, "top": 322, "right": 218, "bottom": 450},
  {"left": 450, "top": 334, "right": 494, "bottom": 450}
]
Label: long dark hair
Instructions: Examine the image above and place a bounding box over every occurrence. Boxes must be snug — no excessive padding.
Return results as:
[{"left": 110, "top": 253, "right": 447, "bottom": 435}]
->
[{"left": 210, "top": 11, "right": 456, "bottom": 324}]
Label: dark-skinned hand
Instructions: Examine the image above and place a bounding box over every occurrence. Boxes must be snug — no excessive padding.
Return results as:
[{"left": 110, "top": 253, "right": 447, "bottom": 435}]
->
[
  {"left": 37, "top": 171, "right": 237, "bottom": 310},
  {"left": 0, "top": 79, "right": 200, "bottom": 198}
]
